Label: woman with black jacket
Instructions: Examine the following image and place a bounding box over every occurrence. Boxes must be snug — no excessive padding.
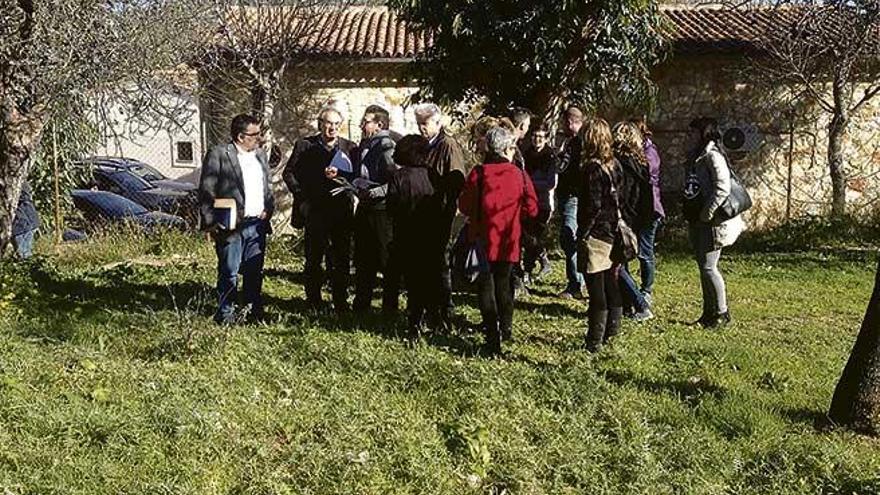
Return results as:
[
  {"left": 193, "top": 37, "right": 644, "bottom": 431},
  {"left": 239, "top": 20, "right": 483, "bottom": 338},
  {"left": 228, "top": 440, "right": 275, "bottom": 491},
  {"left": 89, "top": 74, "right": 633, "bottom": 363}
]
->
[
  {"left": 387, "top": 135, "right": 441, "bottom": 339},
  {"left": 613, "top": 121, "right": 656, "bottom": 321},
  {"left": 577, "top": 118, "right": 624, "bottom": 352}
]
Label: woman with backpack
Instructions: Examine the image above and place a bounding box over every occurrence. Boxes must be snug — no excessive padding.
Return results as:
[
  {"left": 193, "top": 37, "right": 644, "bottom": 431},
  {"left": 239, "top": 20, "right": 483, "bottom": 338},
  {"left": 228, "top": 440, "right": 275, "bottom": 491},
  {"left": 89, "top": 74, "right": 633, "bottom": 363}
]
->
[
  {"left": 459, "top": 126, "right": 538, "bottom": 355},
  {"left": 613, "top": 121, "right": 656, "bottom": 321},
  {"left": 577, "top": 118, "right": 625, "bottom": 352},
  {"left": 682, "top": 117, "right": 746, "bottom": 328}
]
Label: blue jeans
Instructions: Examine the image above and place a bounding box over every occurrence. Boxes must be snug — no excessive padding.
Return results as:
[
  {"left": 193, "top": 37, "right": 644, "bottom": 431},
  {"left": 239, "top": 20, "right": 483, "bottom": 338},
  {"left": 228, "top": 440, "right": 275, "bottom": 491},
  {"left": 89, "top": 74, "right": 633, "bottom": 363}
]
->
[
  {"left": 13, "top": 229, "right": 36, "bottom": 259},
  {"left": 214, "top": 218, "right": 267, "bottom": 323},
  {"left": 619, "top": 218, "right": 661, "bottom": 311},
  {"left": 558, "top": 195, "right": 584, "bottom": 294}
]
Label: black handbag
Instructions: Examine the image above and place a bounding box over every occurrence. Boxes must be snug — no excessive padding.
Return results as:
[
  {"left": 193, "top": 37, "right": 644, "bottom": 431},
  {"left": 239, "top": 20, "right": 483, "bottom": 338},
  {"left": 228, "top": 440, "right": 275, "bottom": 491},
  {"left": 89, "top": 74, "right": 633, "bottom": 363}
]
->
[
  {"left": 715, "top": 166, "right": 752, "bottom": 222},
  {"left": 608, "top": 169, "right": 639, "bottom": 263}
]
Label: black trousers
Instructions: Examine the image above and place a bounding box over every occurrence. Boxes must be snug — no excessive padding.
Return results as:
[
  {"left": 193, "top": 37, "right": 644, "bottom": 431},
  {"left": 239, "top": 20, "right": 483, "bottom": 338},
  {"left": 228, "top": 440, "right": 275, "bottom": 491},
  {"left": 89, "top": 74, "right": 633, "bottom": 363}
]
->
[
  {"left": 304, "top": 210, "right": 353, "bottom": 309},
  {"left": 399, "top": 243, "right": 436, "bottom": 327},
  {"left": 477, "top": 262, "right": 514, "bottom": 334},
  {"left": 353, "top": 207, "right": 398, "bottom": 311},
  {"left": 435, "top": 207, "right": 457, "bottom": 315},
  {"left": 522, "top": 209, "right": 551, "bottom": 273},
  {"left": 585, "top": 265, "right": 622, "bottom": 312}
]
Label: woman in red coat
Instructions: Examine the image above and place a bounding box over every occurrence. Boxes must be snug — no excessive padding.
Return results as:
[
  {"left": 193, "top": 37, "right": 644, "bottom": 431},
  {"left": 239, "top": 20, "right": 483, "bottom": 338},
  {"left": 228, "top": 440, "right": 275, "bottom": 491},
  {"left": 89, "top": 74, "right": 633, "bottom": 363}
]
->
[{"left": 459, "top": 126, "right": 538, "bottom": 355}]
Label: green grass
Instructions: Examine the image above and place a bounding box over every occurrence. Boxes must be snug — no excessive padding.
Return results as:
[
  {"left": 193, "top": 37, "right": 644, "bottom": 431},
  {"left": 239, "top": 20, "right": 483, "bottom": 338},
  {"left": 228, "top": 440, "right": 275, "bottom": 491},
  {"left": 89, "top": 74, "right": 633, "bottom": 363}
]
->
[{"left": 1, "top": 230, "right": 879, "bottom": 494}]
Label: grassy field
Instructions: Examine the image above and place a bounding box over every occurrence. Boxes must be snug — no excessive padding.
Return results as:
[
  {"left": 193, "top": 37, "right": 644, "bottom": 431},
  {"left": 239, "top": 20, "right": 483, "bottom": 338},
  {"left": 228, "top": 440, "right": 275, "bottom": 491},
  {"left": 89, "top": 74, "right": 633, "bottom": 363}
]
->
[{"left": 1, "top": 229, "right": 879, "bottom": 494}]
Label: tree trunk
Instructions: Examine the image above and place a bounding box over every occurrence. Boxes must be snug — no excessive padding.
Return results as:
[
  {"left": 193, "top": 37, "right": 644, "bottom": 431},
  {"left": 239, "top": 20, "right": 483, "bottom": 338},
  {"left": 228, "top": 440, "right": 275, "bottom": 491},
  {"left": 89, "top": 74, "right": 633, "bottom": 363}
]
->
[
  {"left": 0, "top": 99, "right": 46, "bottom": 255},
  {"left": 828, "top": 75, "right": 850, "bottom": 219},
  {"left": 249, "top": 79, "right": 278, "bottom": 163},
  {"left": 828, "top": 113, "right": 848, "bottom": 218},
  {"left": 828, "top": 258, "right": 880, "bottom": 435}
]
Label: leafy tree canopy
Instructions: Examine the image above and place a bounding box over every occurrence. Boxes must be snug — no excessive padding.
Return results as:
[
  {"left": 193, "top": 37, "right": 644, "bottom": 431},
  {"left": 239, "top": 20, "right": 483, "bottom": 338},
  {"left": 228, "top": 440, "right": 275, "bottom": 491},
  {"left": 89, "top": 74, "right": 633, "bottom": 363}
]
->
[{"left": 388, "top": 0, "right": 668, "bottom": 118}]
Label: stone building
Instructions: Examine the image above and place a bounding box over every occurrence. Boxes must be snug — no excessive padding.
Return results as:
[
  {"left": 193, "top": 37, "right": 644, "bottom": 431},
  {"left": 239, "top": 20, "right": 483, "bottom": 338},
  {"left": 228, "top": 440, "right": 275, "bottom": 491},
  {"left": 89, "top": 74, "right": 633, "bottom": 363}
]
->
[{"left": 199, "top": 4, "right": 879, "bottom": 228}]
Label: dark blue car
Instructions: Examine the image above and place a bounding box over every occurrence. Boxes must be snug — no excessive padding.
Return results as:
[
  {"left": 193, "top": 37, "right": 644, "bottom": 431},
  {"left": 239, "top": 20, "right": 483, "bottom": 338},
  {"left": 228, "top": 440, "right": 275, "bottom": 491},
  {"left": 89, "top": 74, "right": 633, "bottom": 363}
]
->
[
  {"left": 84, "top": 157, "right": 197, "bottom": 192},
  {"left": 71, "top": 190, "right": 186, "bottom": 232},
  {"left": 81, "top": 168, "right": 197, "bottom": 224}
]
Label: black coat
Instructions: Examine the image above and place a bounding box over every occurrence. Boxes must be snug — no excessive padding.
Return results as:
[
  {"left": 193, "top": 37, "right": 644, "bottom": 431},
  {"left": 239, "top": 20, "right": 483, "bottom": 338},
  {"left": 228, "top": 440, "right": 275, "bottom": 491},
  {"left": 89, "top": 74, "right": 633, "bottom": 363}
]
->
[
  {"left": 577, "top": 158, "right": 622, "bottom": 244},
  {"left": 556, "top": 136, "right": 582, "bottom": 199},
  {"left": 616, "top": 154, "right": 655, "bottom": 231},
  {"left": 356, "top": 130, "right": 397, "bottom": 209},
  {"left": 283, "top": 135, "right": 358, "bottom": 208},
  {"left": 524, "top": 145, "right": 557, "bottom": 214},
  {"left": 387, "top": 165, "right": 440, "bottom": 252}
]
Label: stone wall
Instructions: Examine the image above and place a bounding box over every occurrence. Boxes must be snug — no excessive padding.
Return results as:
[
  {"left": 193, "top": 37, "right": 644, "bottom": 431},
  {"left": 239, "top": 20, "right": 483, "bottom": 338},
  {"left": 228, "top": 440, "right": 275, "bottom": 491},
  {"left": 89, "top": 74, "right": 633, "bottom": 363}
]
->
[
  {"left": 641, "top": 54, "right": 880, "bottom": 227},
  {"left": 201, "top": 56, "right": 880, "bottom": 230}
]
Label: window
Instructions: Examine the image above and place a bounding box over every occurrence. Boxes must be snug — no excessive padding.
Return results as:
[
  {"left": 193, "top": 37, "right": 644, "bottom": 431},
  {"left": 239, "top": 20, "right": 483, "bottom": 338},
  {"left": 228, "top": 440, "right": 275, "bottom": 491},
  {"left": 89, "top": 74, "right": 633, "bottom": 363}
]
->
[{"left": 176, "top": 141, "right": 194, "bottom": 163}]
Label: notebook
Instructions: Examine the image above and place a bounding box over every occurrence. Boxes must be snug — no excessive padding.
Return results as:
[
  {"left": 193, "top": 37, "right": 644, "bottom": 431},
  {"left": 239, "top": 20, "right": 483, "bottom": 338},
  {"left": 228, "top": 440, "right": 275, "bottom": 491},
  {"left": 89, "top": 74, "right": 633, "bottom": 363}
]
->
[
  {"left": 213, "top": 198, "right": 237, "bottom": 230},
  {"left": 329, "top": 149, "right": 353, "bottom": 173}
]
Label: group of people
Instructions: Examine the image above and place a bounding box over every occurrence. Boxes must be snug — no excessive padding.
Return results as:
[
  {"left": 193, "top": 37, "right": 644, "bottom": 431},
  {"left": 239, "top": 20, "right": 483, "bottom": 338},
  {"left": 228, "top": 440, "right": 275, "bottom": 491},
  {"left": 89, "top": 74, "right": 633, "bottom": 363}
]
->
[{"left": 197, "top": 102, "right": 745, "bottom": 355}]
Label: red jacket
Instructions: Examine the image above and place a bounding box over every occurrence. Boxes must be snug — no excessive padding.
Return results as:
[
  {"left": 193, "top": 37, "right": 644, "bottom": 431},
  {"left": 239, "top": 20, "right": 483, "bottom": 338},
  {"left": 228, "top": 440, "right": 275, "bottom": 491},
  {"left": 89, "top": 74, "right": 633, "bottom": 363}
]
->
[{"left": 459, "top": 160, "right": 539, "bottom": 263}]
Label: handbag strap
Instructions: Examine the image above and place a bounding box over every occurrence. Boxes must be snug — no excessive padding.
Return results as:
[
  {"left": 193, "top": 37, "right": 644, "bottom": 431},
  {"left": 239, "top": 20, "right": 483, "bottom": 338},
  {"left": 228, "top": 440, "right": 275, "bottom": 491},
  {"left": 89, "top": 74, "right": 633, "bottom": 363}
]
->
[{"left": 602, "top": 164, "right": 624, "bottom": 225}]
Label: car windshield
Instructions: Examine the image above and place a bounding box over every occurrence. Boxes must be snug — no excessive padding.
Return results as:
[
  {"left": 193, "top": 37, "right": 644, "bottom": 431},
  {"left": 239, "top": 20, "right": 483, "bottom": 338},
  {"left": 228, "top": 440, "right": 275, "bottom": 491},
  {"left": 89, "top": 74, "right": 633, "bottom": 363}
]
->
[
  {"left": 126, "top": 162, "right": 166, "bottom": 181},
  {"left": 108, "top": 171, "right": 154, "bottom": 192},
  {"left": 77, "top": 191, "right": 149, "bottom": 217}
]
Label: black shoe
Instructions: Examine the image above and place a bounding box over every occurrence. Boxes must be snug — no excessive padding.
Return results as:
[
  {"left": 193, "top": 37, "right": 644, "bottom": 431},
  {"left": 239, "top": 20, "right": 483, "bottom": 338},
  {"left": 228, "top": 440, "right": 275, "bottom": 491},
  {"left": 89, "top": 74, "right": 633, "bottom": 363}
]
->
[
  {"left": 585, "top": 309, "right": 608, "bottom": 353},
  {"left": 483, "top": 321, "right": 503, "bottom": 356},
  {"left": 604, "top": 307, "right": 623, "bottom": 343},
  {"left": 703, "top": 311, "right": 731, "bottom": 329},
  {"left": 245, "top": 310, "right": 268, "bottom": 325}
]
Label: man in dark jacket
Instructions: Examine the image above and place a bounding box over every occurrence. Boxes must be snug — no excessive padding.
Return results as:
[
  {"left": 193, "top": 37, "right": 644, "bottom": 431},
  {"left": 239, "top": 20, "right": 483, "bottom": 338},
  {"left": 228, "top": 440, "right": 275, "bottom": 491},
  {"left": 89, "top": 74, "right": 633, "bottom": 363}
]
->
[
  {"left": 522, "top": 126, "right": 557, "bottom": 281},
  {"left": 556, "top": 105, "right": 586, "bottom": 299},
  {"left": 283, "top": 105, "right": 358, "bottom": 312},
  {"left": 415, "top": 103, "right": 468, "bottom": 328},
  {"left": 353, "top": 105, "right": 399, "bottom": 313},
  {"left": 12, "top": 180, "right": 40, "bottom": 259},
  {"left": 198, "top": 113, "right": 275, "bottom": 324}
]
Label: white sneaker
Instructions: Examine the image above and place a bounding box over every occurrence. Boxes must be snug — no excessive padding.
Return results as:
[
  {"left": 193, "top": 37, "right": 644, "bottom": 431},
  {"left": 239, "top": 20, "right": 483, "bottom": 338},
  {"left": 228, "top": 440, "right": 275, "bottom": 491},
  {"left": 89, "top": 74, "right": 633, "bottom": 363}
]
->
[{"left": 632, "top": 308, "right": 654, "bottom": 322}]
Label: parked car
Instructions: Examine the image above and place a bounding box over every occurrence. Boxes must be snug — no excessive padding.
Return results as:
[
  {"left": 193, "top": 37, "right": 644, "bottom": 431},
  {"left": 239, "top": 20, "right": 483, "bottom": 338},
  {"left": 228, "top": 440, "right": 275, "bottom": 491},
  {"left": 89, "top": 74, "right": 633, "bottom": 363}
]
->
[
  {"left": 70, "top": 190, "right": 186, "bottom": 233},
  {"left": 78, "top": 167, "right": 197, "bottom": 224},
  {"left": 83, "top": 156, "right": 197, "bottom": 192}
]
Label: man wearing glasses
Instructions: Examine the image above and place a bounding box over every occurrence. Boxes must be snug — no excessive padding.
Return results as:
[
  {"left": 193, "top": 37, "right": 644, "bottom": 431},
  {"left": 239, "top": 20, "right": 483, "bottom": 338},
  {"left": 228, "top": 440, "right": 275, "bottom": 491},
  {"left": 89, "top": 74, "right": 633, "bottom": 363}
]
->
[
  {"left": 198, "top": 113, "right": 275, "bottom": 324},
  {"left": 353, "top": 105, "right": 399, "bottom": 313},
  {"left": 283, "top": 104, "right": 358, "bottom": 312}
]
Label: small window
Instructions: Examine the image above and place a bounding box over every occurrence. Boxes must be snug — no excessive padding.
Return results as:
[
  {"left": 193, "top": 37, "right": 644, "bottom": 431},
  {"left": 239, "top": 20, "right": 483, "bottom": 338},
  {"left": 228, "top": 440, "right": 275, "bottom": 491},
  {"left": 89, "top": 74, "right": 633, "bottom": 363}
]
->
[{"left": 176, "top": 141, "right": 194, "bottom": 163}]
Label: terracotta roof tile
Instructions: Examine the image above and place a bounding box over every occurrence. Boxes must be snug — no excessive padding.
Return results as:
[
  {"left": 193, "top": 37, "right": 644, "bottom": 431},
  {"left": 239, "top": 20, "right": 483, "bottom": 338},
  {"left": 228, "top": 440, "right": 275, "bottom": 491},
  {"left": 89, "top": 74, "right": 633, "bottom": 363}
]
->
[{"left": 271, "top": 5, "right": 856, "bottom": 59}]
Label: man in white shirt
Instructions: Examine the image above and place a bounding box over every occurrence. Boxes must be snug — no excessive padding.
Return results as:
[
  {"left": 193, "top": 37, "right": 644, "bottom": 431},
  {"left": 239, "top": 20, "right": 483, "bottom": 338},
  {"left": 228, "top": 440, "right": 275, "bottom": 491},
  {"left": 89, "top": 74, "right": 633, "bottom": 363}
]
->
[{"left": 198, "top": 114, "right": 275, "bottom": 324}]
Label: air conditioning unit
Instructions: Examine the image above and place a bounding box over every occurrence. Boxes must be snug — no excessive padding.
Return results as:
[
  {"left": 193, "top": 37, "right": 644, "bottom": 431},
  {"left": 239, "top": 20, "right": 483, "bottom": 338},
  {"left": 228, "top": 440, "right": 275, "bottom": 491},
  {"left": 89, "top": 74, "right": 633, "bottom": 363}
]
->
[{"left": 721, "top": 122, "right": 763, "bottom": 154}]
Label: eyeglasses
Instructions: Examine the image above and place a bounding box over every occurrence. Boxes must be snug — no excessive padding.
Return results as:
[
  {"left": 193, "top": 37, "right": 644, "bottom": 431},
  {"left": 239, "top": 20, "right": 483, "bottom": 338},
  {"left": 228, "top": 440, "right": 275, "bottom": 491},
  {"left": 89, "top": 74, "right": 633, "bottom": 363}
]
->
[
  {"left": 321, "top": 120, "right": 343, "bottom": 128},
  {"left": 242, "top": 131, "right": 263, "bottom": 137}
]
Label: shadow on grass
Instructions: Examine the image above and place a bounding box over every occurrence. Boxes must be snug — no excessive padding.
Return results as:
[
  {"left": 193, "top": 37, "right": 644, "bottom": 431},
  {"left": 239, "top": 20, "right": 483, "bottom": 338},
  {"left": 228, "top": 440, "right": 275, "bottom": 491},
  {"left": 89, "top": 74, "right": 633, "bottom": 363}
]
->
[
  {"left": 263, "top": 267, "right": 307, "bottom": 286},
  {"left": 263, "top": 293, "right": 484, "bottom": 357},
  {"left": 602, "top": 369, "right": 727, "bottom": 408},
  {"left": 780, "top": 406, "right": 831, "bottom": 430},
  {"left": 517, "top": 299, "right": 584, "bottom": 319},
  {"left": 18, "top": 262, "right": 213, "bottom": 343}
]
